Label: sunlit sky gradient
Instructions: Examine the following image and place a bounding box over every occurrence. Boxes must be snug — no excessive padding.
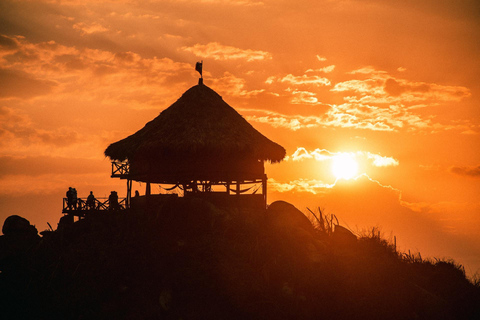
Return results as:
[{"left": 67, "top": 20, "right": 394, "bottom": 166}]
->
[{"left": 1, "top": 0, "right": 479, "bottom": 275}]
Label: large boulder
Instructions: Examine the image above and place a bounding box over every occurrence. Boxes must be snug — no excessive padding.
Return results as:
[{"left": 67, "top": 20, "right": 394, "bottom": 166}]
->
[
  {"left": 266, "top": 201, "right": 325, "bottom": 265},
  {"left": 266, "top": 201, "right": 314, "bottom": 234},
  {"left": 2, "top": 215, "right": 38, "bottom": 237},
  {"left": 333, "top": 225, "right": 357, "bottom": 243},
  {"left": 0, "top": 215, "right": 40, "bottom": 271}
]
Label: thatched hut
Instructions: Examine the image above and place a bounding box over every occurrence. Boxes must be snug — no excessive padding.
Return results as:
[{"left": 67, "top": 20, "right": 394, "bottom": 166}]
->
[{"left": 105, "top": 82, "right": 285, "bottom": 209}]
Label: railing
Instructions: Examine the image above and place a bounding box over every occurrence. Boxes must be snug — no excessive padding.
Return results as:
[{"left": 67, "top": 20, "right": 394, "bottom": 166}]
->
[
  {"left": 62, "top": 197, "right": 127, "bottom": 214},
  {"left": 111, "top": 160, "right": 130, "bottom": 177}
]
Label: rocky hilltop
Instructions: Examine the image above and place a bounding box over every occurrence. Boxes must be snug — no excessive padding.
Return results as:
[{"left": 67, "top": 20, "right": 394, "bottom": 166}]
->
[{"left": 1, "top": 198, "right": 479, "bottom": 319}]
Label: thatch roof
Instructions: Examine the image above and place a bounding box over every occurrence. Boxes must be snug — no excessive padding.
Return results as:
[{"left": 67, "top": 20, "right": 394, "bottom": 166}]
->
[{"left": 105, "top": 84, "right": 286, "bottom": 165}]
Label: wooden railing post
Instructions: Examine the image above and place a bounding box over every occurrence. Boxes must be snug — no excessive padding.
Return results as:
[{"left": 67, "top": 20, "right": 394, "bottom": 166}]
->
[{"left": 262, "top": 174, "right": 267, "bottom": 209}]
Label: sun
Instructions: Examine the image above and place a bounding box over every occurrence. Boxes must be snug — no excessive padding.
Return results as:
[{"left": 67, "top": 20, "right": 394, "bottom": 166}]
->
[{"left": 332, "top": 153, "right": 359, "bottom": 180}]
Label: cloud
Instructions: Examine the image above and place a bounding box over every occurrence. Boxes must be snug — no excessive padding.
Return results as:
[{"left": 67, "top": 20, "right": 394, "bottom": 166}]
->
[
  {"left": 268, "top": 173, "right": 403, "bottom": 198},
  {"left": 0, "top": 106, "right": 79, "bottom": 148},
  {"left": 347, "top": 66, "right": 387, "bottom": 75},
  {"left": 449, "top": 165, "right": 480, "bottom": 178},
  {"left": 322, "top": 66, "right": 473, "bottom": 132},
  {"left": 290, "top": 147, "right": 313, "bottom": 161},
  {"left": 73, "top": 22, "right": 109, "bottom": 35},
  {"left": 365, "top": 152, "right": 399, "bottom": 167},
  {"left": 264, "top": 69, "right": 332, "bottom": 104},
  {"left": 0, "top": 68, "right": 57, "bottom": 99},
  {"left": 241, "top": 109, "right": 319, "bottom": 131},
  {"left": 268, "top": 178, "right": 335, "bottom": 194},
  {"left": 210, "top": 72, "right": 265, "bottom": 97},
  {"left": 181, "top": 42, "right": 272, "bottom": 61},
  {"left": 305, "top": 65, "right": 335, "bottom": 73},
  {"left": 289, "top": 148, "right": 399, "bottom": 168},
  {"left": 245, "top": 115, "right": 304, "bottom": 131},
  {"left": 332, "top": 79, "right": 381, "bottom": 94},
  {"left": 259, "top": 66, "right": 470, "bottom": 133},
  {"left": 290, "top": 90, "right": 321, "bottom": 105},
  {"left": 291, "top": 148, "right": 332, "bottom": 161},
  {"left": 383, "top": 78, "right": 470, "bottom": 101},
  {"left": 241, "top": 102, "right": 444, "bottom": 133},
  {"left": 333, "top": 68, "right": 471, "bottom": 104},
  {"left": 278, "top": 74, "right": 331, "bottom": 86},
  {"left": 322, "top": 103, "right": 401, "bottom": 131},
  {"left": 0, "top": 34, "right": 192, "bottom": 107},
  {"left": 0, "top": 34, "right": 19, "bottom": 49}
]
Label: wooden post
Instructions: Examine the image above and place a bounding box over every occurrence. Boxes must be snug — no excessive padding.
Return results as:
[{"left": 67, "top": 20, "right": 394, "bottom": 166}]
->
[
  {"left": 262, "top": 174, "right": 267, "bottom": 209},
  {"left": 126, "top": 179, "right": 132, "bottom": 208},
  {"left": 146, "top": 182, "right": 151, "bottom": 196}
]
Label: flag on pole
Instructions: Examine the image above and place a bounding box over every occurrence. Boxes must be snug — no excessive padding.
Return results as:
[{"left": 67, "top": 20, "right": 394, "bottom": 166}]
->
[{"left": 195, "top": 61, "right": 203, "bottom": 77}]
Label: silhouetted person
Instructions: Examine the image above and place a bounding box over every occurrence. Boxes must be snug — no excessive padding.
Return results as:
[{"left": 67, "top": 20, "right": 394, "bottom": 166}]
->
[
  {"left": 135, "top": 190, "right": 140, "bottom": 197},
  {"left": 72, "top": 188, "right": 78, "bottom": 210},
  {"left": 66, "top": 187, "right": 74, "bottom": 210},
  {"left": 109, "top": 191, "right": 119, "bottom": 211},
  {"left": 86, "top": 191, "right": 96, "bottom": 210}
]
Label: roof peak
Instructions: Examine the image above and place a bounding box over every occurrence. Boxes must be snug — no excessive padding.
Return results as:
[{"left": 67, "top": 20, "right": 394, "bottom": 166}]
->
[{"left": 180, "top": 82, "right": 222, "bottom": 100}]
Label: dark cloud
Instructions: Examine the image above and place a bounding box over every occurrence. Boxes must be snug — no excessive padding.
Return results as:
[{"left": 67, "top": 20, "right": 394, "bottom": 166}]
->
[
  {"left": 449, "top": 165, "right": 480, "bottom": 178},
  {"left": 34, "top": 130, "right": 80, "bottom": 147},
  {"left": 355, "top": 0, "right": 480, "bottom": 22},
  {"left": 0, "top": 34, "right": 18, "bottom": 49},
  {"left": 54, "top": 54, "right": 87, "bottom": 70},
  {"left": 0, "top": 68, "right": 57, "bottom": 99},
  {"left": 4, "top": 48, "right": 40, "bottom": 63},
  {"left": 384, "top": 78, "right": 430, "bottom": 97},
  {"left": 384, "top": 78, "right": 405, "bottom": 96}
]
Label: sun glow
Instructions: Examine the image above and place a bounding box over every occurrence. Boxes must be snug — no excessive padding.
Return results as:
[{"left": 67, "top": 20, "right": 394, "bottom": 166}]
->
[{"left": 332, "top": 153, "right": 359, "bottom": 180}]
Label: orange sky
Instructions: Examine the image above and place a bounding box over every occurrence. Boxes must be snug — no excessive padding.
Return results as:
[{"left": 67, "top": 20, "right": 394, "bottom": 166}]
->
[{"left": 1, "top": 0, "right": 479, "bottom": 276}]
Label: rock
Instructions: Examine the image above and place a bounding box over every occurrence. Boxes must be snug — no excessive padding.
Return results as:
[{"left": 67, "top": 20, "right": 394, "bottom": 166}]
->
[
  {"left": 332, "top": 225, "right": 357, "bottom": 252},
  {"left": 0, "top": 215, "right": 40, "bottom": 271},
  {"left": 267, "top": 201, "right": 314, "bottom": 234},
  {"left": 266, "top": 201, "right": 325, "bottom": 264},
  {"left": 2, "top": 215, "right": 38, "bottom": 237},
  {"left": 333, "top": 225, "right": 356, "bottom": 242}
]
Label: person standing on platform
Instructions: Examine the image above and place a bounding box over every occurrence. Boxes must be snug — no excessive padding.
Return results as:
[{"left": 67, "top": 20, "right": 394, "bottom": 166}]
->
[
  {"left": 109, "top": 191, "right": 119, "bottom": 211},
  {"left": 66, "top": 187, "right": 73, "bottom": 210},
  {"left": 87, "top": 191, "right": 96, "bottom": 210},
  {"left": 72, "top": 188, "right": 78, "bottom": 210}
]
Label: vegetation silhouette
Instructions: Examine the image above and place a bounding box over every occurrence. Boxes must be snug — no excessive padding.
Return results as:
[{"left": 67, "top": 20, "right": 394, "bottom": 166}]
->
[{"left": 1, "top": 199, "right": 479, "bottom": 319}]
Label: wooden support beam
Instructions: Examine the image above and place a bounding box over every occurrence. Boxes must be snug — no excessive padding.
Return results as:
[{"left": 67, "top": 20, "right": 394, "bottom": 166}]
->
[
  {"left": 146, "top": 182, "right": 151, "bottom": 196},
  {"left": 126, "top": 179, "right": 132, "bottom": 208},
  {"left": 262, "top": 174, "right": 267, "bottom": 209}
]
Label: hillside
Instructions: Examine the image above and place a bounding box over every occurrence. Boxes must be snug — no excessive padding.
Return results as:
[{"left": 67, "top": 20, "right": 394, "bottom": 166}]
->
[{"left": 1, "top": 198, "right": 479, "bottom": 319}]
